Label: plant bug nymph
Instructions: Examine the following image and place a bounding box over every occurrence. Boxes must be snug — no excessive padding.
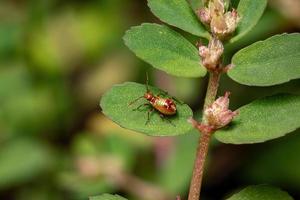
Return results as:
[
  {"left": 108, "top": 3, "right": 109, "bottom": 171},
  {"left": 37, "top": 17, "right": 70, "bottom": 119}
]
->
[{"left": 129, "top": 74, "right": 179, "bottom": 125}]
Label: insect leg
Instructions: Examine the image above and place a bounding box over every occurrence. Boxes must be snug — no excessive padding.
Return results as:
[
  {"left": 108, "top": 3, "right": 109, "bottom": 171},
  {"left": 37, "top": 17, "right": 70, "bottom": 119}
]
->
[
  {"left": 159, "top": 114, "right": 176, "bottom": 127},
  {"left": 128, "top": 96, "right": 144, "bottom": 106},
  {"left": 133, "top": 103, "right": 150, "bottom": 111},
  {"left": 145, "top": 108, "right": 154, "bottom": 125}
]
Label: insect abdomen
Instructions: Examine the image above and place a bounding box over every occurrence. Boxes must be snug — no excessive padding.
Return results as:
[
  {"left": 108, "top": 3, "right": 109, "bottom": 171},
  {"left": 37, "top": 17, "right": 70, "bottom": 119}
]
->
[{"left": 152, "top": 98, "right": 176, "bottom": 115}]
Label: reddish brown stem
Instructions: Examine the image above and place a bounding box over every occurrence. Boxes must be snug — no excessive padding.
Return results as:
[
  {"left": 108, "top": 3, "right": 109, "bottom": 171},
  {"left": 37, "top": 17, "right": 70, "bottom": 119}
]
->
[
  {"left": 188, "top": 72, "right": 221, "bottom": 200},
  {"left": 187, "top": 131, "right": 212, "bottom": 200},
  {"left": 203, "top": 72, "right": 221, "bottom": 110}
]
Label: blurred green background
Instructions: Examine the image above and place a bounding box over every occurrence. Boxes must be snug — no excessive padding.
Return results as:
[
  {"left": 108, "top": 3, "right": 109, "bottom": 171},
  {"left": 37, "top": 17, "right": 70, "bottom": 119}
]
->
[{"left": 0, "top": 0, "right": 300, "bottom": 199}]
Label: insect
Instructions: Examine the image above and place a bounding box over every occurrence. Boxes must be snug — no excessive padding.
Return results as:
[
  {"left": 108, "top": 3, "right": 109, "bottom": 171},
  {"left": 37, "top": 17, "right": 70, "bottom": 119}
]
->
[{"left": 128, "top": 74, "right": 179, "bottom": 126}]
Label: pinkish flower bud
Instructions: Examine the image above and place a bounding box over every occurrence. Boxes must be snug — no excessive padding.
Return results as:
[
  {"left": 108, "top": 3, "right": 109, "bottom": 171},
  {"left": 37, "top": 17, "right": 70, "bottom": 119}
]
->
[
  {"left": 224, "top": 9, "right": 240, "bottom": 34},
  {"left": 197, "top": 8, "right": 211, "bottom": 25},
  {"left": 211, "top": 8, "right": 240, "bottom": 39},
  {"left": 203, "top": 91, "right": 238, "bottom": 129},
  {"left": 211, "top": 14, "right": 227, "bottom": 35},
  {"left": 198, "top": 45, "right": 209, "bottom": 58},
  {"left": 198, "top": 38, "right": 224, "bottom": 70}
]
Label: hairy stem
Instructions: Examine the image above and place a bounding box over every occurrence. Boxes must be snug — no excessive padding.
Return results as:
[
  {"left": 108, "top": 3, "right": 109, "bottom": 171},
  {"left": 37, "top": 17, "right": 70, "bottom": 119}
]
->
[
  {"left": 187, "top": 131, "right": 212, "bottom": 200},
  {"left": 188, "top": 72, "right": 221, "bottom": 200},
  {"left": 203, "top": 72, "right": 221, "bottom": 110}
]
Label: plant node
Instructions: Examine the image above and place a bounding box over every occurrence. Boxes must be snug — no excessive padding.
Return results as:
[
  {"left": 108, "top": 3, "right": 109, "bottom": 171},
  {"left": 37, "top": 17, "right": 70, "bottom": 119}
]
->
[
  {"left": 203, "top": 91, "right": 239, "bottom": 129},
  {"left": 188, "top": 117, "right": 215, "bottom": 134},
  {"left": 188, "top": 91, "right": 238, "bottom": 135}
]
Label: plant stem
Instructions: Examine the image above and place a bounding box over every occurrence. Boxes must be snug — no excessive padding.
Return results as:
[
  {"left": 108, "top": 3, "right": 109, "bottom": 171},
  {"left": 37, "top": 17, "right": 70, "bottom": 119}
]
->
[
  {"left": 203, "top": 72, "right": 221, "bottom": 109},
  {"left": 188, "top": 71, "right": 221, "bottom": 200}
]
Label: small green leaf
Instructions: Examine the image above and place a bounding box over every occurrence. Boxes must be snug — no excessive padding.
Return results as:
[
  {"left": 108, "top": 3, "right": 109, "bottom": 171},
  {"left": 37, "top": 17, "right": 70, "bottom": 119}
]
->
[
  {"left": 230, "top": 0, "right": 267, "bottom": 43},
  {"left": 100, "top": 82, "right": 193, "bottom": 136},
  {"left": 229, "top": 33, "right": 300, "bottom": 86},
  {"left": 147, "top": 0, "right": 208, "bottom": 38},
  {"left": 123, "top": 23, "right": 206, "bottom": 78},
  {"left": 89, "top": 194, "right": 127, "bottom": 200},
  {"left": 227, "top": 185, "right": 293, "bottom": 200},
  {"left": 215, "top": 94, "right": 300, "bottom": 144}
]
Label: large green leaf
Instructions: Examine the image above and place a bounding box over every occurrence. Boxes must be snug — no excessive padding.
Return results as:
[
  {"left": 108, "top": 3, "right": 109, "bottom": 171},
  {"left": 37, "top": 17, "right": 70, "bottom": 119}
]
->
[
  {"left": 227, "top": 185, "right": 293, "bottom": 200},
  {"left": 100, "top": 82, "right": 193, "bottom": 136},
  {"left": 147, "top": 0, "right": 208, "bottom": 38},
  {"left": 228, "top": 33, "right": 300, "bottom": 86},
  {"left": 215, "top": 94, "right": 300, "bottom": 144},
  {"left": 90, "top": 194, "right": 127, "bottom": 200},
  {"left": 229, "top": 0, "right": 267, "bottom": 43},
  {"left": 123, "top": 23, "right": 206, "bottom": 78},
  {"left": 188, "top": 0, "right": 203, "bottom": 11}
]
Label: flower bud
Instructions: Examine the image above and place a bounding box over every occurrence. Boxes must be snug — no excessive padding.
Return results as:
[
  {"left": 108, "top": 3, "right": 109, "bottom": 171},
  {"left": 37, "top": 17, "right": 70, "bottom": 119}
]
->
[
  {"left": 203, "top": 91, "right": 238, "bottom": 129},
  {"left": 197, "top": 8, "right": 211, "bottom": 25},
  {"left": 198, "top": 0, "right": 240, "bottom": 39},
  {"left": 211, "top": 7, "right": 240, "bottom": 39},
  {"left": 198, "top": 38, "right": 224, "bottom": 70},
  {"left": 224, "top": 9, "right": 240, "bottom": 35},
  {"left": 209, "top": 0, "right": 225, "bottom": 14}
]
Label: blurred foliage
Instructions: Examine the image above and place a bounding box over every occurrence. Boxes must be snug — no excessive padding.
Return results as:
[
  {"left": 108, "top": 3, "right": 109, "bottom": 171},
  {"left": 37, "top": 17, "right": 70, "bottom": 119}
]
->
[
  {"left": 0, "top": 138, "right": 54, "bottom": 188},
  {"left": 241, "top": 130, "right": 300, "bottom": 189},
  {"left": 157, "top": 131, "right": 199, "bottom": 194},
  {"left": 0, "top": 0, "right": 299, "bottom": 200}
]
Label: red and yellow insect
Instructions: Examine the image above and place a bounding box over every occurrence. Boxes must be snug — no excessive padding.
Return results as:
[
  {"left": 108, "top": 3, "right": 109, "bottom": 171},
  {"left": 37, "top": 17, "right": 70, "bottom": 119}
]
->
[{"left": 129, "top": 74, "right": 178, "bottom": 125}]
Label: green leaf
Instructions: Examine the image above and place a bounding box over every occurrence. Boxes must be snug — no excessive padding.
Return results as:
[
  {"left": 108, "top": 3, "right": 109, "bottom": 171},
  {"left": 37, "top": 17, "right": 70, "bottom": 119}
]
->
[
  {"left": 123, "top": 23, "right": 206, "bottom": 78},
  {"left": 230, "top": 0, "right": 267, "bottom": 43},
  {"left": 229, "top": 33, "right": 300, "bottom": 86},
  {"left": 147, "top": 0, "right": 208, "bottom": 38},
  {"left": 227, "top": 185, "right": 293, "bottom": 200},
  {"left": 89, "top": 194, "right": 127, "bottom": 200},
  {"left": 100, "top": 82, "right": 193, "bottom": 136},
  {"left": 215, "top": 94, "right": 300, "bottom": 144},
  {"left": 188, "top": 0, "right": 203, "bottom": 12}
]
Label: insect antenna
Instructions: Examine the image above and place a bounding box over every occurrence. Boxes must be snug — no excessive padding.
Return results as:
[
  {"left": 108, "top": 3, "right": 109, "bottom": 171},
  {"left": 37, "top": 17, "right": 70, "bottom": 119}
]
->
[
  {"left": 128, "top": 96, "right": 144, "bottom": 106},
  {"left": 129, "top": 73, "right": 150, "bottom": 106},
  {"left": 146, "top": 72, "right": 150, "bottom": 93}
]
